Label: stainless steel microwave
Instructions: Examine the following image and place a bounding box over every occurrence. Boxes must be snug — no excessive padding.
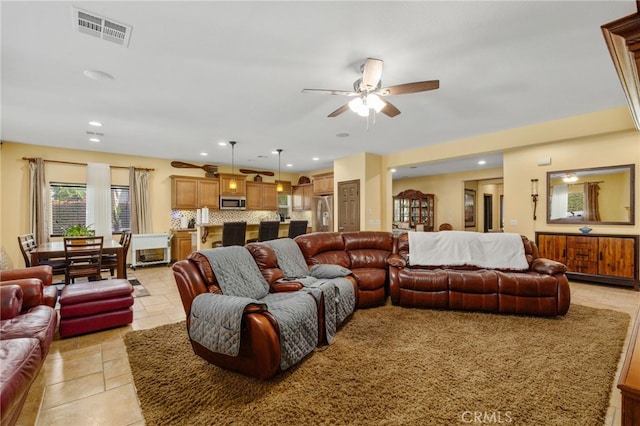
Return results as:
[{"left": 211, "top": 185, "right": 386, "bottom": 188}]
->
[{"left": 219, "top": 195, "right": 246, "bottom": 210}]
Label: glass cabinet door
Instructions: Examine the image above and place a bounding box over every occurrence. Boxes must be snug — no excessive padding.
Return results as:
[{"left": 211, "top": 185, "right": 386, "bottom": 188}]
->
[{"left": 393, "top": 190, "right": 435, "bottom": 230}]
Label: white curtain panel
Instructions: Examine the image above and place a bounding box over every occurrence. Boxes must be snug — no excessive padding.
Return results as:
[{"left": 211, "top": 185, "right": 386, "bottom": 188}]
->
[
  {"left": 550, "top": 184, "right": 568, "bottom": 220},
  {"left": 86, "top": 163, "right": 112, "bottom": 241}
]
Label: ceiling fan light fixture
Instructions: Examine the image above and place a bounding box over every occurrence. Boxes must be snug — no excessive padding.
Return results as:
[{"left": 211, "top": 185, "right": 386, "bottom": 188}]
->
[
  {"left": 366, "top": 94, "right": 385, "bottom": 113},
  {"left": 348, "top": 97, "right": 369, "bottom": 117}
]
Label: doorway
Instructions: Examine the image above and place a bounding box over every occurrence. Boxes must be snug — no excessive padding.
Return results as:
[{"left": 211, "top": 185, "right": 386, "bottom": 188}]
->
[
  {"left": 337, "top": 180, "right": 360, "bottom": 232},
  {"left": 483, "top": 193, "right": 493, "bottom": 232}
]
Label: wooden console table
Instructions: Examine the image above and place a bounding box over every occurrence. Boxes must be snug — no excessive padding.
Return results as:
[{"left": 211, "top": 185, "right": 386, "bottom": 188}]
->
[
  {"left": 619, "top": 315, "right": 640, "bottom": 425},
  {"left": 536, "top": 232, "right": 639, "bottom": 290}
]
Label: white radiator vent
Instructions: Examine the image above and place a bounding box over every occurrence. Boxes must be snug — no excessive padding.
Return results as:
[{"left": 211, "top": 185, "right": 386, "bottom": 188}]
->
[{"left": 72, "top": 7, "right": 132, "bottom": 47}]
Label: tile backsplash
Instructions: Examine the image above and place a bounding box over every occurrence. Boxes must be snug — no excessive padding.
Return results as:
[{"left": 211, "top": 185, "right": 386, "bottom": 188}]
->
[{"left": 170, "top": 210, "right": 310, "bottom": 229}]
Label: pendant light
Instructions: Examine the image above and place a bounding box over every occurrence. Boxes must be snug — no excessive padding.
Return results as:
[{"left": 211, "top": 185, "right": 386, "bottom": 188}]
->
[
  {"left": 276, "top": 149, "right": 283, "bottom": 192},
  {"left": 229, "top": 141, "right": 237, "bottom": 191}
]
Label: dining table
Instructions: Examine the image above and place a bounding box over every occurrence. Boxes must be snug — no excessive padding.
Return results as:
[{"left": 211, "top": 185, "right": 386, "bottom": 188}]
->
[{"left": 30, "top": 240, "right": 126, "bottom": 279}]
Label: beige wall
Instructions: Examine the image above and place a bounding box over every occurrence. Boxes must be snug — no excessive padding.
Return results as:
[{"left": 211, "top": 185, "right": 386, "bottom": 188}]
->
[
  {"left": 0, "top": 142, "right": 298, "bottom": 267},
  {"left": 3, "top": 107, "right": 639, "bottom": 267},
  {"left": 503, "top": 130, "right": 640, "bottom": 240},
  {"left": 393, "top": 168, "right": 502, "bottom": 231}
]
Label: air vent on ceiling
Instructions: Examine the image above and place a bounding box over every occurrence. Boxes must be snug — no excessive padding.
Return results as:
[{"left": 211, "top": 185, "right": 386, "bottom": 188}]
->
[{"left": 72, "top": 7, "right": 132, "bottom": 47}]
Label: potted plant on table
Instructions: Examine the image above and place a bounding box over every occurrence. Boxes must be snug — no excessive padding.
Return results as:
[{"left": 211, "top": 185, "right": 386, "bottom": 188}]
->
[{"left": 63, "top": 224, "right": 95, "bottom": 242}]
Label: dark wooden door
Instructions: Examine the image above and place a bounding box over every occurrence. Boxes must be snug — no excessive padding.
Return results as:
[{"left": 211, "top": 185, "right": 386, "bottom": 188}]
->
[
  {"left": 483, "top": 194, "right": 493, "bottom": 232},
  {"left": 338, "top": 180, "right": 359, "bottom": 232}
]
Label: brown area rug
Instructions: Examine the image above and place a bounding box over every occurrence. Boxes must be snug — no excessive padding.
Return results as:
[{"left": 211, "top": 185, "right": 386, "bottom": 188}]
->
[{"left": 124, "top": 304, "right": 629, "bottom": 425}]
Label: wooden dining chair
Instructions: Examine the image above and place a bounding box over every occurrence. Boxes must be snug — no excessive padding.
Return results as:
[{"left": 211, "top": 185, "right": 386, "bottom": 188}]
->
[
  {"left": 63, "top": 236, "right": 104, "bottom": 284},
  {"left": 287, "top": 220, "right": 308, "bottom": 239},
  {"left": 246, "top": 221, "right": 281, "bottom": 243},
  {"left": 102, "top": 231, "right": 131, "bottom": 278},
  {"left": 213, "top": 222, "right": 247, "bottom": 247},
  {"left": 18, "top": 233, "right": 67, "bottom": 274}
]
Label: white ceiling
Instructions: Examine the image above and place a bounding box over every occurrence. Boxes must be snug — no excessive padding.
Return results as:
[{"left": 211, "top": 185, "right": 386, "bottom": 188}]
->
[{"left": 1, "top": 1, "right": 635, "bottom": 179}]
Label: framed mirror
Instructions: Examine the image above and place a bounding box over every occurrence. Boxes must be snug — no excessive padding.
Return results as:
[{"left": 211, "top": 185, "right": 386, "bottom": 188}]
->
[{"left": 547, "top": 164, "right": 635, "bottom": 225}]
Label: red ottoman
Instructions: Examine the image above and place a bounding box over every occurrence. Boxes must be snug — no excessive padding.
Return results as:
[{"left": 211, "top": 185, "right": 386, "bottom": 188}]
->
[{"left": 59, "top": 280, "right": 134, "bottom": 338}]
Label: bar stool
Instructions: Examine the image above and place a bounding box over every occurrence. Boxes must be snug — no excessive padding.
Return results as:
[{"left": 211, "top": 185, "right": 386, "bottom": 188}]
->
[
  {"left": 213, "top": 222, "right": 247, "bottom": 247},
  {"left": 246, "top": 221, "right": 280, "bottom": 243}
]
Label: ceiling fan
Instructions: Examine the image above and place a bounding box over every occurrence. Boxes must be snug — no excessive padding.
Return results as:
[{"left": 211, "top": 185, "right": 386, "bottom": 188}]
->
[
  {"left": 302, "top": 58, "right": 439, "bottom": 118},
  {"left": 171, "top": 161, "right": 218, "bottom": 178},
  {"left": 239, "top": 169, "right": 275, "bottom": 182}
]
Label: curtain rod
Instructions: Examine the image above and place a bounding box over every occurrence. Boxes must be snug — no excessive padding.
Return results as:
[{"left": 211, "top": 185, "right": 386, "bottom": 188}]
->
[{"left": 22, "top": 157, "right": 154, "bottom": 171}]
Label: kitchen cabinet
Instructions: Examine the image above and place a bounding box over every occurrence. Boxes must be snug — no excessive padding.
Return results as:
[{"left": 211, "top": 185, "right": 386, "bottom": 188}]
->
[
  {"left": 171, "top": 176, "right": 219, "bottom": 209},
  {"left": 393, "top": 189, "right": 435, "bottom": 231},
  {"left": 246, "top": 182, "right": 278, "bottom": 210},
  {"left": 536, "top": 232, "right": 639, "bottom": 290},
  {"left": 292, "top": 184, "right": 313, "bottom": 211},
  {"left": 218, "top": 173, "right": 246, "bottom": 196},
  {"left": 313, "top": 172, "right": 334, "bottom": 195},
  {"left": 171, "top": 230, "right": 195, "bottom": 262}
]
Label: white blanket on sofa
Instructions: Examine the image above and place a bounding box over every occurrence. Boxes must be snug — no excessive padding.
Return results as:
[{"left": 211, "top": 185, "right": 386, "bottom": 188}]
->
[{"left": 408, "top": 231, "right": 529, "bottom": 270}]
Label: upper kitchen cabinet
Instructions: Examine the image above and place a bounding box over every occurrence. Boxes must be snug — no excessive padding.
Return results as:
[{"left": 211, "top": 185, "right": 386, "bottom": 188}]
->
[
  {"left": 313, "top": 172, "right": 334, "bottom": 195},
  {"left": 218, "top": 173, "right": 247, "bottom": 196},
  {"left": 292, "top": 183, "right": 313, "bottom": 210},
  {"left": 171, "top": 176, "right": 220, "bottom": 209},
  {"left": 246, "top": 182, "right": 278, "bottom": 210}
]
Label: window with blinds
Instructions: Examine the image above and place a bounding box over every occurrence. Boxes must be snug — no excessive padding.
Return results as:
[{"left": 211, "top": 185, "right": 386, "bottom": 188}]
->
[{"left": 50, "top": 183, "right": 130, "bottom": 236}]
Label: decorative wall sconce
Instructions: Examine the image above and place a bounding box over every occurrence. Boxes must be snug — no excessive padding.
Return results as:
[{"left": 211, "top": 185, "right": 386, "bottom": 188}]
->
[{"left": 531, "top": 178, "right": 539, "bottom": 220}]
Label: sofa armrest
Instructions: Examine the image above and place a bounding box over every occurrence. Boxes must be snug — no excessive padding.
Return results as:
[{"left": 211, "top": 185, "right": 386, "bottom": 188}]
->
[
  {"left": 1, "top": 265, "right": 53, "bottom": 286},
  {"left": 531, "top": 258, "right": 567, "bottom": 276},
  {"left": 387, "top": 254, "right": 406, "bottom": 269},
  {"left": 0, "top": 279, "right": 45, "bottom": 311},
  {"left": 270, "top": 281, "right": 304, "bottom": 293},
  {"left": 0, "top": 285, "right": 23, "bottom": 320}
]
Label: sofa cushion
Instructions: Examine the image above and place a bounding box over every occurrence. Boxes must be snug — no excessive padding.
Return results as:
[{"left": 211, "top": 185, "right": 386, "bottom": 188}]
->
[
  {"left": 350, "top": 268, "right": 387, "bottom": 291},
  {"left": 296, "top": 233, "right": 350, "bottom": 267},
  {"left": 0, "top": 305, "right": 57, "bottom": 358},
  {"left": 196, "top": 247, "right": 270, "bottom": 299},
  {"left": 263, "top": 238, "right": 309, "bottom": 278},
  {"left": 309, "top": 264, "right": 352, "bottom": 279}
]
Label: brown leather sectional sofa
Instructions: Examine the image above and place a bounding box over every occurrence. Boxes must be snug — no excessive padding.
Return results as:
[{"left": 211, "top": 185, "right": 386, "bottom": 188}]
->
[
  {"left": 172, "top": 231, "right": 571, "bottom": 380},
  {"left": 0, "top": 266, "right": 58, "bottom": 426}
]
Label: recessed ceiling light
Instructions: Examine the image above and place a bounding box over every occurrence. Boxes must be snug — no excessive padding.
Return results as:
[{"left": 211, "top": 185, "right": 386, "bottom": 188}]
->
[
  {"left": 286, "top": 163, "right": 293, "bottom": 167},
  {"left": 271, "top": 151, "right": 279, "bottom": 155},
  {"left": 218, "top": 142, "right": 227, "bottom": 146},
  {"left": 88, "top": 121, "right": 102, "bottom": 127},
  {"left": 83, "top": 70, "right": 115, "bottom": 81},
  {"left": 312, "top": 157, "right": 319, "bottom": 161},
  {"left": 478, "top": 160, "right": 487, "bottom": 165},
  {"left": 200, "top": 152, "right": 208, "bottom": 156},
  {"left": 391, "top": 169, "right": 397, "bottom": 173},
  {"left": 336, "top": 132, "right": 350, "bottom": 138},
  {"left": 89, "top": 138, "right": 100, "bottom": 142}
]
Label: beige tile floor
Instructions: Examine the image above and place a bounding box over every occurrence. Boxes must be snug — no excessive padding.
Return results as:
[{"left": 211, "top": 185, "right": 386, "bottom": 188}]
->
[{"left": 15, "top": 266, "right": 640, "bottom": 426}]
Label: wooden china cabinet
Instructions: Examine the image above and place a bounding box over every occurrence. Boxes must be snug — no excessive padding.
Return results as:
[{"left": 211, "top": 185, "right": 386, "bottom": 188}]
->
[{"left": 393, "top": 189, "right": 435, "bottom": 231}]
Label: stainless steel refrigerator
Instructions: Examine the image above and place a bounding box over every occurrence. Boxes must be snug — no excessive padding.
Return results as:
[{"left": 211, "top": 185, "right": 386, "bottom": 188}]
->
[{"left": 312, "top": 195, "right": 333, "bottom": 232}]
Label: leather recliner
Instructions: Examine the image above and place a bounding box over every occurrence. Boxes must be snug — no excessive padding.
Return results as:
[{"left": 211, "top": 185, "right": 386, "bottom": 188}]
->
[{"left": 1, "top": 266, "right": 58, "bottom": 426}]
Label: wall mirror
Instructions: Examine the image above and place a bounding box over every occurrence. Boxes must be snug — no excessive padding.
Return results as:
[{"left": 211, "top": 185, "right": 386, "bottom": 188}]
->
[{"left": 547, "top": 164, "right": 635, "bottom": 225}]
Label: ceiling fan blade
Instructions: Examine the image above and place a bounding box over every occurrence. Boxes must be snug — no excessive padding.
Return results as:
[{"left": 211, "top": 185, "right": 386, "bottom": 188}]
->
[
  {"left": 361, "top": 58, "right": 383, "bottom": 90},
  {"left": 379, "top": 80, "right": 440, "bottom": 96},
  {"left": 328, "top": 104, "right": 351, "bottom": 118},
  {"left": 239, "top": 169, "right": 275, "bottom": 176},
  {"left": 301, "top": 88, "right": 357, "bottom": 96},
  {"left": 380, "top": 100, "right": 401, "bottom": 117}
]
